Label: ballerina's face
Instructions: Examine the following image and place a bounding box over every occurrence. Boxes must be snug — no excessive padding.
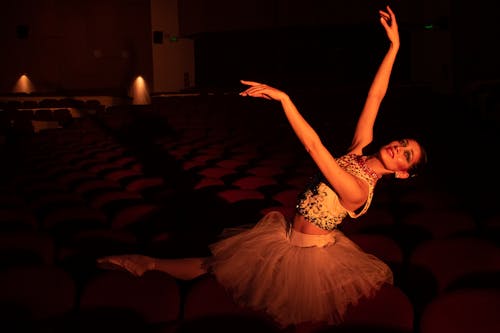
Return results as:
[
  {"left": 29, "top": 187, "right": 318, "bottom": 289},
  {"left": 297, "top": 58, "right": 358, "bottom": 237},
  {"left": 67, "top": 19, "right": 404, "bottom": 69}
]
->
[{"left": 378, "top": 138, "right": 424, "bottom": 178}]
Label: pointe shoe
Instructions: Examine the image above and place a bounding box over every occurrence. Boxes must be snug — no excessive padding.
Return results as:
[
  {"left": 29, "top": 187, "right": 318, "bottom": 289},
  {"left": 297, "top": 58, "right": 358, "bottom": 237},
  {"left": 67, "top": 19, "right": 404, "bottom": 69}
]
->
[{"left": 97, "top": 254, "right": 154, "bottom": 276}]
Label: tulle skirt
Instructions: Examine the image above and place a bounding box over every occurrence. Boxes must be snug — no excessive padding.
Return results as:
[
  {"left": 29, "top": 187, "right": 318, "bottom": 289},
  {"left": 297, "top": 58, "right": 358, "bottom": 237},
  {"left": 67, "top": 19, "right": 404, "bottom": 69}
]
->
[{"left": 204, "top": 211, "right": 393, "bottom": 327}]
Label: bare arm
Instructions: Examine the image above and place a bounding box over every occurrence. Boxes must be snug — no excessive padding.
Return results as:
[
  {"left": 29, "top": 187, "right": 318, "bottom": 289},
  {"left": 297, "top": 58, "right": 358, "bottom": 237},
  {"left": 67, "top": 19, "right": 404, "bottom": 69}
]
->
[
  {"left": 239, "top": 7, "right": 400, "bottom": 211},
  {"left": 349, "top": 5, "right": 400, "bottom": 154},
  {"left": 239, "top": 81, "right": 368, "bottom": 211}
]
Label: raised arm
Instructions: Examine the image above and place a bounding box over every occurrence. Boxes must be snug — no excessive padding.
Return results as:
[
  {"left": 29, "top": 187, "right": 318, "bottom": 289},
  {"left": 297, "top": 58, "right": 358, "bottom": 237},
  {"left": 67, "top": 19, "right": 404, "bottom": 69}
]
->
[
  {"left": 348, "top": 5, "right": 400, "bottom": 155},
  {"left": 238, "top": 7, "right": 402, "bottom": 211}
]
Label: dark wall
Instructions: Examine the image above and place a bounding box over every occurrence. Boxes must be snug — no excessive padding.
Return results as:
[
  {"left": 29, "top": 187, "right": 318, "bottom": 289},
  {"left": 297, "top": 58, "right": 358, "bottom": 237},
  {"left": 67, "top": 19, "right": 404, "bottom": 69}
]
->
[
  {"left": 178, "top": 0, "right": 412, "bottom": 35},
  {"left": 0, "top": 0, "right": 498, "bottom": 95},
  {"left": 180, "top": 0, "right": 415, "bottom": 90},
  {"left": 181, "top": 0, "right": 500, "bottom": 94},
  {"left": 0, "top": 0, "right": 152, "bottom": 95}
]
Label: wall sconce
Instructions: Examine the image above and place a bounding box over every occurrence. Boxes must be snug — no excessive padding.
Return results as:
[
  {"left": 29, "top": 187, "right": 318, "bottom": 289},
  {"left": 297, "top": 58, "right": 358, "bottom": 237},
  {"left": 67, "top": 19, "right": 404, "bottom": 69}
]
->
[
  {"left": 13, "top": 74, "right": 35, "bottom": 94},
  {"left": 130, "top": 75, "right": 150, "bottom": 105}
]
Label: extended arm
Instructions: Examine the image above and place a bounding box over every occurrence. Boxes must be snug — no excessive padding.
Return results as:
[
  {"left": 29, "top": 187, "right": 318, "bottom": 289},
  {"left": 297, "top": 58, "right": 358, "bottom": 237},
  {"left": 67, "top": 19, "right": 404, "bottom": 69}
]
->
[
  {"left": 239, "top": 81, "right": 369, "bottom": 211},
  {"left": 348, "top": 6, "right": 400, "bottom": 154},
  {"left": 239, "top": 7, "right": 400, "bottom": 211}
]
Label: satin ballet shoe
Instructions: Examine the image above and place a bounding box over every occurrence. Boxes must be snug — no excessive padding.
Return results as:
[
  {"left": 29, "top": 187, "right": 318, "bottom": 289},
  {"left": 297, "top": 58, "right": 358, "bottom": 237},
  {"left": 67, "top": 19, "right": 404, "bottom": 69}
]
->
[{"left": 96, "top": 254, "right": 153, "bottom": 276}]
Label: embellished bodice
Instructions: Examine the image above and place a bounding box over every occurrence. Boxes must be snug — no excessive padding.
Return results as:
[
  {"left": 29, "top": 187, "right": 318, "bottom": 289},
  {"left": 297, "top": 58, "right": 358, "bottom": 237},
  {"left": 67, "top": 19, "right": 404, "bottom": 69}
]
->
[{"left": 296, "top": 154, "right": 379, "bottom": 231}]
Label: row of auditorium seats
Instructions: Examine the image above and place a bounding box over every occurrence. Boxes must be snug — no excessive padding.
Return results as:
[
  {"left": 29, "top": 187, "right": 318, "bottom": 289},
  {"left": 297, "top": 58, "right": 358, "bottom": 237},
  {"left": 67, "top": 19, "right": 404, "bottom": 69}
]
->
[
  {"left": 0, "top": 98, "right": 104, "bottom": 111},
  {"left": 0, "top": 98, "right": 105, "bottom": 136},
  {"left": 1, "top": 263, "right": 499, "bottom": 333},
  {"left": 0, "top": 92, "right": 499, "bottom": 333}
]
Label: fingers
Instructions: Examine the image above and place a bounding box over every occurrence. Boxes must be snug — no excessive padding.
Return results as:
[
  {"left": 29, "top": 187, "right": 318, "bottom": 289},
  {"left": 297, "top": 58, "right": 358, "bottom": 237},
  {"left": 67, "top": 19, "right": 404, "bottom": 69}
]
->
[
  {"left": 379, "top": 10, "right": 391, "bottom": 25},
  {"left": 386, "top": 5, "right": 395, "bottom": 17},
  {"left": 239, "top": 87, "right": 264, "bottom": 97},
  {"left": 239, "top": 87, "right": 273, "bottom": 100},
  {"left": 239, "top": 88, "right": 255, "bottom": 97},
  {"left": 379, "top": 10, "right": 390, "bottom": 20},
  {"left": 240, "top": 79, "right": 261, "bottom": 86},
  {"left": 239, "top": 80, "right": 279, "bottom": 101},
  {"left": 379, "top": 5, "right": 397, "bottom": 22},
  {"left": 380, "top": 5, "right": 394, "bottom": 18},
  {"left": 239, "top": 80, "right": 268, "bottom": 96},
  {"left": 239, "top": 92, "right": 271, "bottom": 100},
  {"left": 240, "top": 80, "right": 262, "bottom": 95},
  {"left": 246, "top": 93, "right": 272, "bottom": 100}
]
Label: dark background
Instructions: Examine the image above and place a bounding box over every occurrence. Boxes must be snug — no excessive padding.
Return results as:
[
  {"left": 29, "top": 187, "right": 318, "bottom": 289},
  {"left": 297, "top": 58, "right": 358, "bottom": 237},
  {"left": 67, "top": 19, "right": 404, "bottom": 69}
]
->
[
  {"left": 0, "top": 0, "right": 499, "bottom": 208},
  {"left": 0, "top": 0, "right": 498, "bottom": 95}
]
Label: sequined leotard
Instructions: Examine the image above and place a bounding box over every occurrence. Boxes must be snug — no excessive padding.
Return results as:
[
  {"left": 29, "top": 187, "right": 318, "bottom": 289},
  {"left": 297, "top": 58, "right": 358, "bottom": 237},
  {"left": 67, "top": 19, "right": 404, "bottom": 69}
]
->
[{"left": 296, "top": 154, "right": 380, "bottom": 231}]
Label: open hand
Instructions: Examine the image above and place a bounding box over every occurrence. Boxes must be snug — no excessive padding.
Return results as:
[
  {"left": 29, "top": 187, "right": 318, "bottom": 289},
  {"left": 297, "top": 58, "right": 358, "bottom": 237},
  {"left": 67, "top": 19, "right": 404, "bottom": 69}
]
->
[
  {"left": 379, "top": 6, "right": 399, "bottom": 48},
  {"left": 239, "top": 80, "right": 288, "bottom": 102}
]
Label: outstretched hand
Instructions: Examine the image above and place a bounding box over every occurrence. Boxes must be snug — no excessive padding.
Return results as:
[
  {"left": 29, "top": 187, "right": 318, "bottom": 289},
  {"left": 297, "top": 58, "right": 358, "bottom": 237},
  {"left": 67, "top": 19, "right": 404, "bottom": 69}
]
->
[
  {"left": 379, "top": 6, "right": 399, "bottom": 48},
  {"left": 239, "top": 80, "right": 288, "bottom": 102}
]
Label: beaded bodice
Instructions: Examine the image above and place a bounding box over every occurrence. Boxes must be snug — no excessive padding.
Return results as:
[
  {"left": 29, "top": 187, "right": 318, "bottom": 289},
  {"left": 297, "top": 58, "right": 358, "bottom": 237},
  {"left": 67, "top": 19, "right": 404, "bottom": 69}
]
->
[{"left": 296, "top": 154, "right": 379, "bottom": 231}]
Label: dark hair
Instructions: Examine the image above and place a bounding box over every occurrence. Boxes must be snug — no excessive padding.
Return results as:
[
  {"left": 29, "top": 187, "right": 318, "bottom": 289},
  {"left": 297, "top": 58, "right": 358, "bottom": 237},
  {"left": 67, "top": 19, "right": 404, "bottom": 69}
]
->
[{"left": 407, "top": 140, "right": 428, "bottom": 177}]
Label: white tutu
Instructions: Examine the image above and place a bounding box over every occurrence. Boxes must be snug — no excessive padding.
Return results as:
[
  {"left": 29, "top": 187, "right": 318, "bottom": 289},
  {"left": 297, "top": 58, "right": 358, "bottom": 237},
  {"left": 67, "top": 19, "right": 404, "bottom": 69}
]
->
[{"left": 204, "top": 211, "right": 393, "bottom": 327}]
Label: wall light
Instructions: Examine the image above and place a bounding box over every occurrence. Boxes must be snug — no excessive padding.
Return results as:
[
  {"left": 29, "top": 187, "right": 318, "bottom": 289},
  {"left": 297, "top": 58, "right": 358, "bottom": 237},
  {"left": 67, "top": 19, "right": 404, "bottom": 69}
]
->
[
  {"left": 13, "top": 74, "right": 35, "bottom": 94},
  {"left": 129, "top": 75, "right": 151, "bottom": 105}
]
